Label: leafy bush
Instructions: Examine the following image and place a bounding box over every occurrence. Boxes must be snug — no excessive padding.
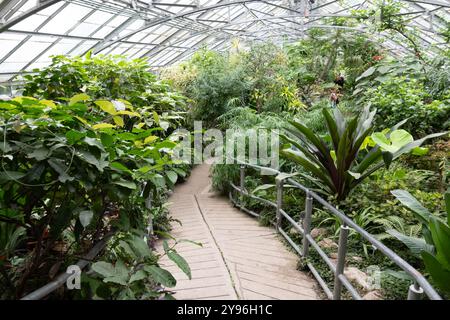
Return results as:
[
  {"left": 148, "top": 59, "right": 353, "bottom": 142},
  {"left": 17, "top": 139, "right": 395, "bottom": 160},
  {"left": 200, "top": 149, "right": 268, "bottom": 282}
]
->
[
  {"left": 22, "top": 54, "right": 187, "bottom": 114},
  {"left": 0, "top": 94, "right": 188, "bottom": 298},
  {"left": 366, "top": 77, "right": 450, "bottom": 137}
]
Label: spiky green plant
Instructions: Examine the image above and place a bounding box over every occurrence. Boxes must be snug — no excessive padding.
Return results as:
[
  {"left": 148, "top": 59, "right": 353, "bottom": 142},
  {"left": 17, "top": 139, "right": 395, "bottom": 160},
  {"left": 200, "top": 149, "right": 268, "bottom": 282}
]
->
[{"left": 281, "top": 106, "right": 447, "bottom": 201}]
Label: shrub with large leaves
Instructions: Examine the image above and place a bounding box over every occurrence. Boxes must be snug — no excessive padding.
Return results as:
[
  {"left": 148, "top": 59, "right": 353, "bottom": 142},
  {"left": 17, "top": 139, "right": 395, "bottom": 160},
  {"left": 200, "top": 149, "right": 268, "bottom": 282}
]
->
[
  {"left": 281, "top": 106, "right": 447, "bottom": 201},
  {"left": 0, "top": 94, "right": 186, "bottom": 298},
  {"left": 390, "top": 189, "right": 450, "bottom": 295}
]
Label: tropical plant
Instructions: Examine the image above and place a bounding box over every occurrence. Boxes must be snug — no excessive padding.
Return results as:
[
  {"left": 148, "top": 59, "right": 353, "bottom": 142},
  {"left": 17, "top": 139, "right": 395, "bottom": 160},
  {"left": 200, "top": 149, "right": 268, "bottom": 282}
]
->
[
  {"left": 390, "top": 189, "right": 450, "bottom": 295},
  {"left": 0, "top": 92, "right": 187, "bottom": 298},
  {"left": 280, "top": 106, "right": 447, "bottom": 201},
  {"left": 82, "top": 231, "right": 196, "bottom": 300}
]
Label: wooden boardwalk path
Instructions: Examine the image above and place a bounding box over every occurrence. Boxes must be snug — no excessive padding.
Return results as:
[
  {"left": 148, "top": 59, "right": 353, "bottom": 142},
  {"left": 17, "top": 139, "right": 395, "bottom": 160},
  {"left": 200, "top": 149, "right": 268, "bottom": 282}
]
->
[{"left": 157, "top": 164, "right": 320, "bottom": 300}]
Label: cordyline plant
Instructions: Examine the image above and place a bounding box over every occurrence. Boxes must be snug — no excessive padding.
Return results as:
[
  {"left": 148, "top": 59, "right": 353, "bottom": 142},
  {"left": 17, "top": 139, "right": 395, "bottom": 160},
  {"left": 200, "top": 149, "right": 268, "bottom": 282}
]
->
[{"left": 281, "top": 106, "right": 447, "bottom": 201}]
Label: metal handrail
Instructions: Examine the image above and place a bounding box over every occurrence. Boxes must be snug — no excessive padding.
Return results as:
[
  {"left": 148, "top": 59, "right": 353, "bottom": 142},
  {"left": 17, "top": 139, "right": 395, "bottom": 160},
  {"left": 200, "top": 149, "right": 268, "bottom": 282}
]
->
[
  {"left": 20, "top": 187, "right": 156, "bottom": 300},
  {"left": 229, "top": 162, "right": 442, "bottom": 300},
  {"left": 21, "top": 231, "right": 115, "bottom": 300}
]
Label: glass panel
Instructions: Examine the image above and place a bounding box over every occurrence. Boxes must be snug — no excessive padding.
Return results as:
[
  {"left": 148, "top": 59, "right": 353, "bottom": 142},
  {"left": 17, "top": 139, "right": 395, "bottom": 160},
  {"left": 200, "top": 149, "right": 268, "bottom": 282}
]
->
[
  {"left": 3, "top": 37, "right": 52, "bottom": 64},
  {"left": 40, "top": 3, "right": 92, "bottom": 34}
]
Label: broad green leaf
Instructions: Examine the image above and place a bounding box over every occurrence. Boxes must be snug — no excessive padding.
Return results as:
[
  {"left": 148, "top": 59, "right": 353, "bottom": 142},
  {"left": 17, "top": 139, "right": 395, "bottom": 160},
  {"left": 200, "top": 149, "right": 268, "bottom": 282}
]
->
[
  {"left": 95, "top": 100, "right": 116, "bottom": 115},
  {"left": 77, "top": 150, "right": 108, "bottom": 172},
  {"left": 411, "top": 147, "right": 429, "bottom": 156},
  {"left": 66, "top": 130, "right": 86, "bottom": 144},
  {"left": 119, "top": 240, "right": 135, "bottom": 258},
  {"left": 28, "top": 147, "right": 49, "bottom": 161},
  {"left": 391, "top": 189, "right": 431, "bottom": 224},
  {"left": 48, "top": 159, "right": 74, "bottom": 183},
  {"left": 152, "top": 111, "right": 160, "bottom": 124},
  {"left": 40, "top": 100, "right": 56, "bottom": 108},
  {"left": 129, "top": 270, "right": 147, "bottom": 283},
  {"left": 92, "top": 123, "right": 115, "bottom": 130},
  {"left": 110, "top": 162, "right": 131, "bottom": 174},
  {"left": 74, "top": 116, "right": 88, "bottom": 125},
  {"left": 69, "top": 93, "right": 90, "bottom": 106},
  {"left": 166, "top": 170, "right": 178, "bottom": 184},
  {"left": 129, "top": 236, "right": 152, "bottom": 258},
  {"left": 144, "top": 265, "right": 176, "bottom": 288},
  {"left": 150, "top": 174, "right": 166, "bottom": 188},
  {"left": 116, "top": 110, "right": 140, "bottom": 117},
  {"left": 168, "top": 251, "right": 191, "bottom": 279},
  {"left": 160, "top": 121, "right": 170, "bottom": 131},
  {"left": 422, "top": 251, "right": 450, "bottom": 294},
  {"left": 371, "top": 130, "right": 413, "bottom": 153},
  {"left": 144, "top": 135, "right": 158, "bottom": 144},
  {"left": 84, "top": 137, "right": 105, "bottom": 151},
  {"left": 113, "top": 180, "right": 137, "bottom": 190},
  {"left": 92, "top": 261, "right": 115, "bottom": 278},
  {"left": 79, "top": 210, "right": 93, "bottom": 227},
  {"left": 347, "top": 171, "right": 361, "bottom": 179},
  {"left": 0, "top": 171, "right": 25, "bottom": 183},
  {"left": 112, "top": 100, "right": 126, "bottom": 111},
  {"left": 356, "top": 66, "right": 375, "bottom": 81},
  {"left": 100, "top": 133, "right": 114, "bottom": 147},
  {"left": 429, "top": 217, "right": 450, "bottom": 269},
  {"left": 113, "top": 116, "right": 124, "bottom": 128},
  {"left": 387, "top": 229, "right": 433, "bottom": 257}
]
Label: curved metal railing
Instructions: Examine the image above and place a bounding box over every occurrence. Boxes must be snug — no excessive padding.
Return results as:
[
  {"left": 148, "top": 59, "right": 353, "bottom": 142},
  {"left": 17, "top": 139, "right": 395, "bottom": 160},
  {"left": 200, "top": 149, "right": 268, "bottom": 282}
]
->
[{"left": 229, "top": 162, "right": 442, "bottom": 300}]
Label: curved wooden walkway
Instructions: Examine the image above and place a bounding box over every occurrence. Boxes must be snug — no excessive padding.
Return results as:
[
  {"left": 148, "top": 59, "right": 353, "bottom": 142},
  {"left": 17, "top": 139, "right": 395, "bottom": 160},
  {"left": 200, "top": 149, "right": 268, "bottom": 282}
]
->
[{"left": 157, "top": 164, "right": 319, "bottom": 300}]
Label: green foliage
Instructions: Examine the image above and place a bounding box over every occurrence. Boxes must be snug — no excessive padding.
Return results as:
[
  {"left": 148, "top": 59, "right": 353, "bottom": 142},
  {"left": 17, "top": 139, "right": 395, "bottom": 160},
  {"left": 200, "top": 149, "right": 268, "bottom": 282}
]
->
[
  {"left": 391, "top": 189, "right": 450, "bottom": 295},
  {"left": 366, "top": 77, "right": 450, "bottom": 137},
  {"left": 82, "top": 232, "right": 196, "bottom": 300},
  {"left": 22, "top": 54, "right": 187, "bottom": 113},
  {"left": 0, "top": 53, "right": 191, "bottom": 299},
  {"left": 281, "top": 106, "right": 446, "bottom": 201},
  {"left": 285, "top": 27, "right": 380, "bottom": 93}
]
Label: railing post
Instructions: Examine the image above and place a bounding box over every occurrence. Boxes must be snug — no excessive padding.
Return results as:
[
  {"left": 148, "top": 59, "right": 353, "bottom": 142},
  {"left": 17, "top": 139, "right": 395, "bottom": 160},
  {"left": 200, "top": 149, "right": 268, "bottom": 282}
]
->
[
  {"left": 407, "top": 282, "right": 424, "bottom": 300},
  {"left": 302, "top": 192, "right": 313, "bottom": 257},
  {"left": 333, "top": 224, "right": 350, "bottom": 300},
  {"left": 239, "top": 164, "right": 246, "bottom": 204},
  {"left": 145, "top": 194, "right": 153, "bottom": 238},
  {"left": 275, "top": 178, "right": 283, "bottom": 232},
  {"left": 144, "top": 192, "right": 155, "bottom": 248}
]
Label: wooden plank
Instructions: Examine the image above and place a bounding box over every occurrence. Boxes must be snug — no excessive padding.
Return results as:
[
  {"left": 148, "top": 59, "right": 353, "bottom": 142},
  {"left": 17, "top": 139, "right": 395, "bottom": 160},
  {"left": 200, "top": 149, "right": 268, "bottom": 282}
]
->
[{"left": 155, "top": 164, "right": 320, "bottom": 300}]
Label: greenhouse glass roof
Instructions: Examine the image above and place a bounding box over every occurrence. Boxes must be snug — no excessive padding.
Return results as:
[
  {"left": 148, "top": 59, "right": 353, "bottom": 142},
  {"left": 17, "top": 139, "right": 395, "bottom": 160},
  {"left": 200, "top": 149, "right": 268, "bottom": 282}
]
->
[{"left": 0, "top": 0, "right": 449, "bottom": 83}]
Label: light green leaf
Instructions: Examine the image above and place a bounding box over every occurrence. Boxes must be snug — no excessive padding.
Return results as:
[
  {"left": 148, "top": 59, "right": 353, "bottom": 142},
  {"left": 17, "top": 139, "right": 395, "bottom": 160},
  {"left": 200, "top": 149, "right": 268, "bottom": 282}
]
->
[
  {"left": 95, "top": 100, "right": 116, "bottom": 115},
  {"left": 92, "top": 123, "right": 115, "bottom": 130},
  {"left": 391, "top": 189, "right": 431, "bottom": 224},
  {"left": 166, "top": 170, "right": 178, "bottom": 184},
  {"left": 79, "top": 210, "right": 93, "bottom": 227},
  {"left": 69, "top": 93, "right": 90, "bottom": 106},
  {"left": 92, "top": 261, "right": 115, "bottom": 278},
  {"left": 129, "top": 270, "right": 147, "bottom": 283}
]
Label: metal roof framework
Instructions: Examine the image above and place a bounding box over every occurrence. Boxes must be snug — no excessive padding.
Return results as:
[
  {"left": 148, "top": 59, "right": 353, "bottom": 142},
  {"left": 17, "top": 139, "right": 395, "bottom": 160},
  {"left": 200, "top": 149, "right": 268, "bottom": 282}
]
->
[{"left": 0, "top": 0, "right": 448, "bottom": 84}]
